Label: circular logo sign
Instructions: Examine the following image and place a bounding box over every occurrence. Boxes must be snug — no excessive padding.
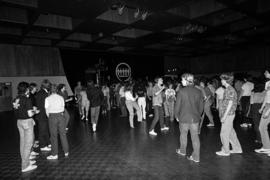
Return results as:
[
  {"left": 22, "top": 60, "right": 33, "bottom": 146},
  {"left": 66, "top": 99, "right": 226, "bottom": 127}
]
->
[{"left": 115, "top": 63, "right": 131, "bottom": 81}]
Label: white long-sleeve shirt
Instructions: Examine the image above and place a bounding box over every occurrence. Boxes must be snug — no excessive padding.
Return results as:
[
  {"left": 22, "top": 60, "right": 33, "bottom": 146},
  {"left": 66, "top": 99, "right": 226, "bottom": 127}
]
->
[
  {"left": 45, "top": 94, "right": 65, "bottom": 114},
  {"left": 125, "top": 91, "right": 135, "bottom": 101}
]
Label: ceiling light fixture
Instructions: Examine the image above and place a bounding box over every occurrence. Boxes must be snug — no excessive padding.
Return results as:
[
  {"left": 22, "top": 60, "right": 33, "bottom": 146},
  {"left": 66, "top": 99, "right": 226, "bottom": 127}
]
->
[
  {"left": 118, "top": 4, "right": 125, "bottom": 15},
  {"left": 134, "top": 8, "right": 140, "bottom": 18},
  {"left": 141, "top": 11, "right": 148, "bottom": 20}
]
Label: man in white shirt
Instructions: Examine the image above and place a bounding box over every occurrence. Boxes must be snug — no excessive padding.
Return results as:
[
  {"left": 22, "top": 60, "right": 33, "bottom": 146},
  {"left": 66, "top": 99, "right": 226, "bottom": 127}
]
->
[
  {"left": 45, "top": 84, "right": 69, "bottom": 160},
  {"left": 239, "top": 77, "right": 254, "bottom": 128}
]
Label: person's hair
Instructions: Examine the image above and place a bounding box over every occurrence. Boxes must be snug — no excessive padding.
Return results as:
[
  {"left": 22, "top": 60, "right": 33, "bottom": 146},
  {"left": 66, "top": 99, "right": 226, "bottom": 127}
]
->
[
  {"left": 124, "top": 84, "right": 133, "bottom": 92},
  {"left": 41, "top": 79, "right": 51, "bottom": 90},
  {"left": 50, "top": 84, "right": 58, "bottom": 94},
  {"left": 17, "top": 82, "right": 29, "bottom": 95},
  {"left": 57, "top": 84, "right": 65, "bottom": 92},
  {"left": 29, "top": 82, "right": 37, "bottom": 91},
  {"left": 154, "top": 77, "right": 162, "bottom": 83},
  {"left": 220, "top": 73, "right": 234, "bottom": 85},
  {"left": 253, "top": 83, "right": 264, "bottom": 93},
  {"left": 181, "top": 73, "right": 194, "bottom": 85}
]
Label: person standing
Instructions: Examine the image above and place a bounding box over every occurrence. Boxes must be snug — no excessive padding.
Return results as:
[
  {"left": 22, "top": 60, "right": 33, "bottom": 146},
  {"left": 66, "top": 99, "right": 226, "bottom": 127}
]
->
[
  {"left": 57, "top": 84, "right": 72, "bottom": 130},
  {"left": 165, "top": 83, "right": 176, "bottom": 122},
  {"left": 137, "top": 84, "right": 147, "bottom": 120},
  {"left": 35, "top": 79, "right": 51, "bottom": 152},
  {"left": 74, "top": 81, "right": 83, "bottom": 116},
  {"left": 255, "top": 70, "right": 270, "bottom": 154},
  {"left": 216, "top": 73, "right": 242, "bottom": 156},
  {"left": 125, "top": 84, "right": 142, "bottom": 128},
  {"left": 239, "top": 77, "right": 254, "bottom": 128},
  {"left": 174, "top": 73, "right": 204, "bottom": 163},
  {"left": 119, "top": 83, "right": 127, "bottom": 117},
  {"left": 149, "top": 77, "right": 169, "bottom": 136},
  {"left": 79, "top": 88, "right": 90, "bottom": 121},
  {"left": 13, "top": 82, "right": 37, "bottom": 172},
  {"left": 86, "top": 80, "right": 104, "bottom": 132},
  {"left": 45, "top": 84, "right": 69, "bottom": 160}
]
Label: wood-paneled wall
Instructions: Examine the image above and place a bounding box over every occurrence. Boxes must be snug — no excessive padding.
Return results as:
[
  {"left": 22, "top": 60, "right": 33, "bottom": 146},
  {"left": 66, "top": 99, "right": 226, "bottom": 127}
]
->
[{"left": 0, "top": 44, "right": 65, "bottom": 77}]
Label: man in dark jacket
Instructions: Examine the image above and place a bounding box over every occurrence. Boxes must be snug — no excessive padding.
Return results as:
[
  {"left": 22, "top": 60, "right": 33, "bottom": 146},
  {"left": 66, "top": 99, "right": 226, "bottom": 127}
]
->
[
  {"left": 86, "top": 80, "right": 104, "bottom": 132},
  {"left": 174, "top": 73, "right": 204, "bottom": 163},
  {"left": 35, "top": 79, "right": 51, "bottom": 151}
]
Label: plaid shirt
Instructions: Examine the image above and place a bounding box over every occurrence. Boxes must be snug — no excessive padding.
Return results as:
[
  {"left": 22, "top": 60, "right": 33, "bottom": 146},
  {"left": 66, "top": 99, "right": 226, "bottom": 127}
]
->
[{"left": 220, "top": 85, "right": 237, "bottom": 118}]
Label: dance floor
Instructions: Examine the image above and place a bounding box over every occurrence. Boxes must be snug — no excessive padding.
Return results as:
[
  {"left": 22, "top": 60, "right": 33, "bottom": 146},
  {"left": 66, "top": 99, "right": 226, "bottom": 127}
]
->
[{"left": 0, "top": 107, "right": 269, "bottom": 180}]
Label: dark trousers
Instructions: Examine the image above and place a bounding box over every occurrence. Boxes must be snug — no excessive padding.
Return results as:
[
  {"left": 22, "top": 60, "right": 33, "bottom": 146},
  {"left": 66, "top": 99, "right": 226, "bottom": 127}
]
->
[
  {"left": 120, "top": 97, "right": 127, "bottom": 116},
  {"left": 48, "top": 113, "right": 69, "bottom": 155},
  {"left": 150, "top": 105, "right": 164, "bottom": 131},
  {"left": 146, "top": 97, "right": 153, "bottom": 114},
  {"left": 240, "top": 96, "right": 251, "bottom": 123},
  {"left": 251, "top": 103, "right": 262, "bottom": 142},
  {"left": 179, "top": 123, "right": 200, "bottom": 161},
  {"left": 64, "top": 108, "right": 70, "bottom": 128},
  {"left": 36, "top": 113, "right": 50, "bottom": 148},
  {"left": 91, "top": 106, "right": 100, "bottom": 124}
]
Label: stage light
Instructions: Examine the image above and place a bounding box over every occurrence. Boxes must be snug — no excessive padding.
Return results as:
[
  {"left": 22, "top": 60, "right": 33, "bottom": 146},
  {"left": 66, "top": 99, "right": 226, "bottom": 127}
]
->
[
  {"left": 141, "top": 11, "right": 148, "bottom": 20},
  {"left": 118, "top": 4, "right": 125, "bottom": 15},
  {"left": 134, "top": 8, "right": 140, "bottom": 18}
]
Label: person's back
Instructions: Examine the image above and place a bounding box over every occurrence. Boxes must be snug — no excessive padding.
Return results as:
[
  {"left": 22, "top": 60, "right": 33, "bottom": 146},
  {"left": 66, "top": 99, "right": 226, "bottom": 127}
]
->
[{"left": 175, "top": 86, "right": 204, "bottom": 124}]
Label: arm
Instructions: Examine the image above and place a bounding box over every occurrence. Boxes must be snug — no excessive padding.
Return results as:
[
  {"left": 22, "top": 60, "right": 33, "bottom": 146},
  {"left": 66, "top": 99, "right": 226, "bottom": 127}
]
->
[
  {"left": 174, "top": 91, "right": 181, "bottom": 122},
  {"left": 45, "top": 98, "right": 49, "bottom": 117},
  {"left": 154, "top": 86, "right": 164, "bottom": 96}
]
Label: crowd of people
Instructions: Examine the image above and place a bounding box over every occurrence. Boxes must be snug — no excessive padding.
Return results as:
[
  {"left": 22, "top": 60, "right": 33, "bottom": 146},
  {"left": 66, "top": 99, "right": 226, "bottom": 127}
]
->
[{"left": 13, "top": 69, "right": 270, "bottom": 172}]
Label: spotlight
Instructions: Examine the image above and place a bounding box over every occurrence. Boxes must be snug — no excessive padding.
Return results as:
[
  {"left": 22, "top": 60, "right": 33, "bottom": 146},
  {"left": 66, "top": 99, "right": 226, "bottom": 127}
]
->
[
  {"left": 118, "top": 4, "right": 125, "bottom": 15},
  {"left": 134, "top": 8, "right": 140, "bottom": 18},
  {"left": 141, "top": 11, "right": 148, "bottom": 20}
]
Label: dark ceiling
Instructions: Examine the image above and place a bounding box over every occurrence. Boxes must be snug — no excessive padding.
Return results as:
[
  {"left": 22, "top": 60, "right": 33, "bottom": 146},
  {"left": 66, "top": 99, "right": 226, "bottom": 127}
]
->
[{"left": 0, "top": 0, "right": 270, "bottom": 57}]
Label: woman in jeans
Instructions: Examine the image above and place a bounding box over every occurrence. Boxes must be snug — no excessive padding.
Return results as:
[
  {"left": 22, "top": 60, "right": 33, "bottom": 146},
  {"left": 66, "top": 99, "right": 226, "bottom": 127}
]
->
[
  {"left": 255, "top": 70, "right": 270, "bottom": 154},
  {"left": 125, "top": 84, "right": 142, "bottom": 128},
  {"left": 13, "top": 82, "right": 38, "bottom": 172}
]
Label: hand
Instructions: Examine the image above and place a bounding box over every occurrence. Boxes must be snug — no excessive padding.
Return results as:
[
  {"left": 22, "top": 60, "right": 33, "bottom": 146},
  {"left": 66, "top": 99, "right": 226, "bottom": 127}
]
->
[
  {"left": 176, "top": 118, "right": 179, "bottom": 122},
  {"left": 259, "top": 109, "right": 263, "bottom": 114},
  {"left": 263, "top": 112, "right": 269, "bottom": 119},
  {"left": 220, "top": 116, "right": 225, "bottom": 123}
]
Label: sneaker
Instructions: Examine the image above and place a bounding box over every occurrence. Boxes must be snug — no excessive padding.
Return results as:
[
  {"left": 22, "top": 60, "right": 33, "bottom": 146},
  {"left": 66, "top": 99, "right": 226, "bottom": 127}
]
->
[
  {"left": 64, "top": 152, "right": 69, "bottom": 157},
  {"left": 149, "top": 114, "right": 153, "bottom": 117},
  {"left": 161, "top": 126, "right": 169, "bottom": 131},
  {"left": 85, "top": 118, "right": 88, "bottom": 121},
  {"left": 81, "top": 115, "right": 85, "bottom": 120},
  {"left": 149, "top": 130, "right": 157, "bottom": 136},
  {"left": 255, "top": 148, "right": 270, "bottom": 153},
  {"left": 40, "top": 146, "right": 51, "bottom": 151},
  {"left": 247, "top": 123, "right": 252, "bottom": 127},
  {"left": 187, "top": 156, "right": 200, "bottom": 163},
  {"left": 29, "top": 160, "right": 36, "bottom": 165},
  {"left": 29, "top": 155, "right": 36, "bottom": 160},
  {"left": 216, "top": 151, "right": 230, "bottom": 156},
  {"left": 30, "top": 151, "right": 39, "bottom": 156},
  {"left": 240, "top": 123, "right": 248, "bottom": 128},
  {"left": 48, "top": 144, "right": 51, "bottom": 148},
  {"left": 22, "top": 165, "right": 37, "bottom": 173},
  {"left": 176, "top": 149, "right": 186, "bottom": 156},
  {"left": 92, "top": 123, "right": 96, "bottom": 132},
  {"left": 230, "top": 150, "right": 243, "bottom": 154},
  {"left": 207, "top": 123, "right": 215, "bottom": 127},
  {"left": 47, "top": 155, "right": 58, "bottom": 160}
]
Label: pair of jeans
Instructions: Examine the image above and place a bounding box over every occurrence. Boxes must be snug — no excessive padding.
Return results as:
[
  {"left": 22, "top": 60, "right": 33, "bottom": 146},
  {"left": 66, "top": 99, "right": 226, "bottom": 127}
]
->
[
  {"left": 17, "top": 118, "right": 35, "bottom": 170},
  {"left": 179, "top": 123, "right": 200, "bottom": 161},
  {"left": 220, "top": 114, "right": 242, "bottom": 153},
  {"left": 120, "top": 97, "right": 127, "bottom": 116},
  {"left": 126, "top": 100, "right": 142, "bottom": 127},
  {"left": 259, "top": 104, "right": 270, "bottom": 149},
  {"left": 149, "top": 105, "right": 164, "bottom": 131},
  {"left": 138, "top": 97, "right": 146, "bottom": 119},
  {"left": 48, "top": 113, "right": 69, "bottom": 155},
  {"left": 165, "top": 101, "right": 174, "bottom": 121},
  {"left": 91, "top": 106, "right": 100, "bottom": 125}
]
